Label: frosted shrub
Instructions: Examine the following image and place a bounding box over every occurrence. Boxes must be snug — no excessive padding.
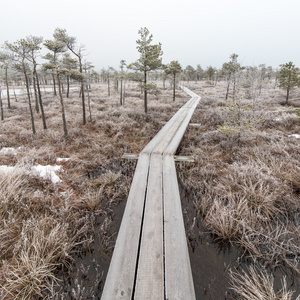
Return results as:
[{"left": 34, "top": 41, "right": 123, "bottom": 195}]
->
[{"left": 217, "top": 92, "right": 262, "bottom": 140}]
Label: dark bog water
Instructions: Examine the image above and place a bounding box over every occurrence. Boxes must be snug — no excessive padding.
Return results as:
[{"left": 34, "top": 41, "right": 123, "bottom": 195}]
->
[
  {"left": 180, "top": 183, "right": 240, "bottom": 299},
  {"left": 53, "top": 181, "right": 299, "bottom": 299}
]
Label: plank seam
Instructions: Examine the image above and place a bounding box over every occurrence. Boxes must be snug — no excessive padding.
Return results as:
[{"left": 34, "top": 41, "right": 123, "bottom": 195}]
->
[{"left": 131, "top": 158, "right": 151, "bottom": 299}]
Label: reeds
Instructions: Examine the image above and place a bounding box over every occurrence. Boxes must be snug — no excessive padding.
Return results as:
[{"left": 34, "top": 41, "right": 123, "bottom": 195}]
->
[{"left": 178, "top": 81, "right": 300, "bottom": 297}]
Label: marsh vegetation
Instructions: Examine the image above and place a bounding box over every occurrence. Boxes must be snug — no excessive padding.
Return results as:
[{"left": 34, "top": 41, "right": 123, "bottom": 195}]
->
[{"left": 0, "top": 75, "right": 299, "bottom": 299}]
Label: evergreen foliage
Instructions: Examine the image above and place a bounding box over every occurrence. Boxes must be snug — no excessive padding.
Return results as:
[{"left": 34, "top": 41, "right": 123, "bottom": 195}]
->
[
  {"left": 164, "top": 60, "right": 182, "bottom": 101},
  {"left": 128, "top": 27, "right": 163, "bottom": 113},
  {"left": 278, "top": 62, "right": 300, "bottom": 105}
]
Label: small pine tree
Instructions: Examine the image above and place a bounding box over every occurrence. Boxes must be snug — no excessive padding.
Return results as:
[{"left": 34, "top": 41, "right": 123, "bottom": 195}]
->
[
  {"left": 128, "top": 27, "right": 163, "bottom": 113},
  {"left": 217, "top": 91, "right": 262, "bottom": 142},
  {"left": 278, "top": 62, "right": 300, "bottom": 105},
  {"left": 164, "top": 60, "right": 182, "bottom": 101}
]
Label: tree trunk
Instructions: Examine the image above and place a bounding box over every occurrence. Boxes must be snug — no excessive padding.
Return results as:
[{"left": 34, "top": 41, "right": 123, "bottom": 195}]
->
[
  {"left": 0, "top": 88, "right": 3, "bottom": 121},
  {"left": 81, "top": 83, "right": 86, "bottom": 125},
  {"left": 66, "top": 75, "right": 70, "bottom": 98},
  {"left": 108, "top": 76, "right": 110, "bottom": 96},
  {"left": 144, "top": 71, "right": 147, "bottom": 113},
  {"left": 225, "top": 74, "right": 231, "bottom": 100},
  {"left": 33, "top": 74, "right": 39, "bottom": 113},
  {"left": 24, "top": 68, "right": 36, "bottom": 135},
  {"left": 173, "top": 73, "right": 176, "bottom": 102},
  {"left": 5, "top": 67, "right": 11, "bottom": 109},
  {"left": 286, "top": 88, "right": 290, "bottom": 105},
  {"left": 52, "top": 73, "right": 57, "bottom": 95},
  {"left": 120, "top": 79, "right": 123, "bottom": 105},
  {"left": 123, "top": 81, "right": 126, "bottom": 105},
  {"left": 35, "top": 67, "right": 47, "bottom": 130},
  {"left": 87, "top": 82, "right": 92, "bottom": 122},
  {"left": 56, "top": 70, "right": 68, "bottom": 138}
]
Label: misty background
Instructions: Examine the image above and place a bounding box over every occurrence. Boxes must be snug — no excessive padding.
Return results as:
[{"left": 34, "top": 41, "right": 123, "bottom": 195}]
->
[{"left": 1, "top": 0, "right": 299, "bottom": 70}]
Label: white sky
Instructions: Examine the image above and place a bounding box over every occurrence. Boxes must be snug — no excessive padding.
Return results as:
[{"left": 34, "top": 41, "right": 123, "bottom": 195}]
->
[{"left": 1, "top": 0, "right": 300, "bottom": 71}]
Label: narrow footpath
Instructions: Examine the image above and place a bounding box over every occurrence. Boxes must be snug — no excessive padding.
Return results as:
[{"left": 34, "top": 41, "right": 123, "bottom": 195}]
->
[{"left": 101, "top": 87, "right": 200, "bottom": 300}]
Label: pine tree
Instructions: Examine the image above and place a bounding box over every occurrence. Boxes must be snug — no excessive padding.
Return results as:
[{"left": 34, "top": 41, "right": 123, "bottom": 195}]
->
[
  {"left": 128, "top": 27, "right": 163, "bottom": 113},
  {"left": 164, "top": 60, "right": 182, "bottom": 101},
  {"left": 43, "top": 40, "right": 68, "bottom": 138},
  {"left": 278, "top": 62, "right": 300, "bottom": 105}
]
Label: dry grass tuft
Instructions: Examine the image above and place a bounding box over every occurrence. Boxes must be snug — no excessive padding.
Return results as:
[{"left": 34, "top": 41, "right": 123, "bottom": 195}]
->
[{"left": 229, "top": 266, "right": 296, "bottom": 300}]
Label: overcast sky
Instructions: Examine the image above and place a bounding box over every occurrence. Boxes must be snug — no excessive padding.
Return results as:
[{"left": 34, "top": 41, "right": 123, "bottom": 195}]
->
[{"left": 1, "top": 0, "right": 299, "bottom": 71}]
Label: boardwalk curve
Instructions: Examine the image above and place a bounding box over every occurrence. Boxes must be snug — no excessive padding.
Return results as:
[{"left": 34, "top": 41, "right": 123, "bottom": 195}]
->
[{"left": 101, "top": 87, "right": 200, "bottom": 300}]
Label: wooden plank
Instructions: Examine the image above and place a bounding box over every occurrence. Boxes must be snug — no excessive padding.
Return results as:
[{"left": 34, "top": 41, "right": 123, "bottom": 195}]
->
[
  {"left": 102, "top": 86, "right": 200, "bottom": 300},
  {"left": 122, "top": 153, "right": 139, "bottom": 160},
  {"left": 164, "top": 97, "right": 200, "bottom": 155},
  {"left": 174, "top": 155, "right": 194, "bottom": 162},
  {"left": 142, "top": 95, "right": 196, "bottom": 155},
  {"left": 189, "top": 123, "right": 201, "bottom": 128},
  {"left": 163, "top": 155, "right": 196, "bottom": 300},
  {"left": 134, "top": 154, "right": 164, "bottom": 299},
  {"left": 101, "top": 153, "right": 150, "bottom": 300},
  {"left": 142, "top": 108, "right": 186, "bottom": 154}
]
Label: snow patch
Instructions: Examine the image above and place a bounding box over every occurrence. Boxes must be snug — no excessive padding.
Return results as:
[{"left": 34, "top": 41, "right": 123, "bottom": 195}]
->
[
  {"left": 0, "top": 147, "right": 24, "bottom": 155},
  {"left": 0, "top": 165, "right": 16, "bottom": 173},
  {"left": 56, "top": 157, "right": 70, "bottom": 162},
  {"left": 30, "top": 165, "right": 63, "bottom": 184},
  {"left": 288, "top": 134, "right": 300, "bottom": 139}
]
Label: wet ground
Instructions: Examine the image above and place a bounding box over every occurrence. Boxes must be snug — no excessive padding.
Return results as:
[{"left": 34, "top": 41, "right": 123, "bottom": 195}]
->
[{"left": 53, "top": 179, "right": 299, "bottom": 299}]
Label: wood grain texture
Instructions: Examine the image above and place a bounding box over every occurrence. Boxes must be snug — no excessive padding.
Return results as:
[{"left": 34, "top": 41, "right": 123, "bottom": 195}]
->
[
  {"left": 101, "top": 153, "right": 150, "bottom": 299},
  {"left": 102, "top": 87, "right": 200, "bottom": 300},
  {"left": 163, "top": 155, "right": 196, "bottom": 300},
  {"left": 134, "top": 154, "right": 164, "bottom": 299}
]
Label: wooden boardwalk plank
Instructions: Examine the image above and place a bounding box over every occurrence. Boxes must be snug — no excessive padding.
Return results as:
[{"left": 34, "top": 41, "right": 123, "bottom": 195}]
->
[
  {"left": 163, "top": 155, "right": 196, "bottom": 300},
  {"left": 164, "top": 97, "right": 200, "bottom": 155},
  {"left": 102, "top": 87, "right": 200, "bottom": 300},
  {"left": 101, "top": 153, "right": 150, "bottom": 299},
  {"left": 134, "top": 154, "right": 164, "bottom": 299}
]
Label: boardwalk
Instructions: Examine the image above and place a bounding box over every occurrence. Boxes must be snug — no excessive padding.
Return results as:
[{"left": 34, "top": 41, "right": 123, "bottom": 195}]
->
[{"left": 101, "top": 87, "right": 200, "bottom": 300}]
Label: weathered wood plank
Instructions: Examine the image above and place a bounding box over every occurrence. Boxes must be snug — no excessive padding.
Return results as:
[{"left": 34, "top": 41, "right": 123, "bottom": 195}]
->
[
  {"left": 102, "top": 87, "right": 200, "bottom": 300},
  {"left": 163, "top": 154, "right": 196, "bottom": 300},
  {"left": 164, "top": 96, "right": 200, "bottom": 155},
  {"left": 142, "top": 108, "right": 186, "bottom": 154},
  {"left": 101, "top": 153, "right": 150, "bottom": 300},
  {"left": 134, "top": 154, "right": 164, "bottom": 299}
]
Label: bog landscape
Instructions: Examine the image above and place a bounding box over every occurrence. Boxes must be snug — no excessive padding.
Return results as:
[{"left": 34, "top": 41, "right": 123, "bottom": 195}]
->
[{"left": 0, "top": 28, "right": 299, "bottom": 299}]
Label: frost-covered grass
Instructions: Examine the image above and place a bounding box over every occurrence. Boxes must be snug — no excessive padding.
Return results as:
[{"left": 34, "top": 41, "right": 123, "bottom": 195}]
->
[
  {"left": 0, "top": 81, "right": 188, "bottom": 298},
  {"left": 178, "top": 81, "right": 300, "bottom": 299}
]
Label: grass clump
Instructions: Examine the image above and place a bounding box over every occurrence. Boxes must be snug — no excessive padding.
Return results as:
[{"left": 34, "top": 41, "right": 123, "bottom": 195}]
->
[{"left": 178, "top": 80, "right": 299, "bottom": 297}]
